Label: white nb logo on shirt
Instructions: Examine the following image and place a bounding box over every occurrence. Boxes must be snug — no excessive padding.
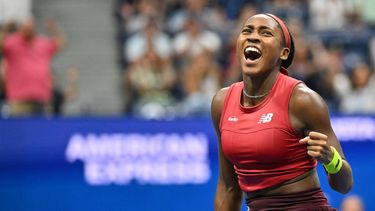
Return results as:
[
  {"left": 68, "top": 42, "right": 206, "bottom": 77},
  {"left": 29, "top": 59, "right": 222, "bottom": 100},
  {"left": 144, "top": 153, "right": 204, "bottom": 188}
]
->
[
  {"left": 228, "top": 116, "right": 238, "bottom": 122},
  {"left": 258, "top": 113, "right": 274, "bottom": 124}
]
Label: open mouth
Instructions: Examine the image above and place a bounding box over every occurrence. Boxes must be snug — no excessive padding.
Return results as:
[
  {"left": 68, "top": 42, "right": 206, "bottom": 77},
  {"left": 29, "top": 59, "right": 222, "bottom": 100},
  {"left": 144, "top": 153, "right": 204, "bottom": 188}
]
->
[{"left": 244, "top": 46, "right": 262, "bottom": 61}]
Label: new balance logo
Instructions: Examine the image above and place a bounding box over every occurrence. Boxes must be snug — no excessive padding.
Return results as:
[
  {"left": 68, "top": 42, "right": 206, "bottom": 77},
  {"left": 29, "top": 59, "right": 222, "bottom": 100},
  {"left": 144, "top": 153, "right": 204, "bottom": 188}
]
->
[
  {"left": 258, "top": 113, "right": 273, "bottom": 124},
  {"left": 228, "top": 116, "right": 238, "bottom": 122}
]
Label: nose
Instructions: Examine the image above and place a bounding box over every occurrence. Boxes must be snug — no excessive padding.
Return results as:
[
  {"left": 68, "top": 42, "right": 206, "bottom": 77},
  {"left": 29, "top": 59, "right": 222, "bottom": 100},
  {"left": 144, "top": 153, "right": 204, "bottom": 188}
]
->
[
  {"left": 247, "top": 35, "right": 260, "bottom": 44},
  {"left": 246, "top": 29, "right": 261, "bottom": 43}
]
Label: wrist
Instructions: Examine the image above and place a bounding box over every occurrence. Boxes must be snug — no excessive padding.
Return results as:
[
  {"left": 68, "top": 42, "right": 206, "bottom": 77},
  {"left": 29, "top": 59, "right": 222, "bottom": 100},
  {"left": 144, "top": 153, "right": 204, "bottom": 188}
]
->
[
  {"left": 323, "top": 147, "right": 334, "bottom": 165},
  {"left": 323, "top": 146, "right": 343, "bottom": 174}
]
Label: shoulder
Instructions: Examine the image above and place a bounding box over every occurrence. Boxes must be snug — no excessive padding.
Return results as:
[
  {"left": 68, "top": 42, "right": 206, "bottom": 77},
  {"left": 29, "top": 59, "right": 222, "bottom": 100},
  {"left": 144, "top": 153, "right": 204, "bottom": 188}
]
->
[
  {"left": 2, "top": 33, "right": 20, "bottom": 52},
  {"left": 3, "top": 33, "right": 18, "bottom": 43},
  {"left": 291, "top": 83, "right": 327, "bottom": 112},
  {"left": 290, "top": 83, "right": 330, "bottom": 131},
  {"left": 211, "top": 87, "right": 230, "bottom": 130},
  {"left": 211, "top": 87, "right": 230, "bottom": 114},
  {"left": 211, "top": 81, "right": 243, "bottom": 111}
]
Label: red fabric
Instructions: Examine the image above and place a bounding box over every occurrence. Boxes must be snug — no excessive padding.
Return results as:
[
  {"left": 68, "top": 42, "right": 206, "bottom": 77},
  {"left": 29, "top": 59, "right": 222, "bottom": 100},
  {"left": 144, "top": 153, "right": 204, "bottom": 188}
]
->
[
  {"left": 246, "top": 188, "right": 336, "bottom": 210},
  {"left": 3, "top": 32, "right": 56, "bottom": 103},
  {"left": 220, "top": 73, "right": 317, "bottom": 192}
]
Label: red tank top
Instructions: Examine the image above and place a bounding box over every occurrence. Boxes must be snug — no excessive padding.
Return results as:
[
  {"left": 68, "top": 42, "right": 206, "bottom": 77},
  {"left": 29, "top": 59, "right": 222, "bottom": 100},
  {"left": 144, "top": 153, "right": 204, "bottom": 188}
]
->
[{"left": 220, "top": 73, "right": 317, "bottom": 192}]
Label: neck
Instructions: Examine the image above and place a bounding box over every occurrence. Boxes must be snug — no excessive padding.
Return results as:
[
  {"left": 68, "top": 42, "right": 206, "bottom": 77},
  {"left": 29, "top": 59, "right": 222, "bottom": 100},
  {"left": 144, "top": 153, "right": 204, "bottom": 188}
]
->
[
  {"left": 20, "top": 32, "right": 35, "bottom": 42},
  {"left": 242, "top": 70, "right": 279, "bottom": 105}
]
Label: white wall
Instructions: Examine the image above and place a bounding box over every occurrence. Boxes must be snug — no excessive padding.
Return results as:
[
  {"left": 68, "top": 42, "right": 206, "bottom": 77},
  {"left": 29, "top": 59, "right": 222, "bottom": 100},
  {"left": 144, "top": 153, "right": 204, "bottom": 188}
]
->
[{"left": 0, "top": 0, "right": 32, "bottom": 23}]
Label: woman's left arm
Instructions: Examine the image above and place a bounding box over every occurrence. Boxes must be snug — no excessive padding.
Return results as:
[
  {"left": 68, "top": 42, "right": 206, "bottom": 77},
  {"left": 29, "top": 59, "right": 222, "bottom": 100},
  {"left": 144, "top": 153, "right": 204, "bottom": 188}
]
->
[{"left": 290, "top": 83, "right": 353, "bottom": 194}]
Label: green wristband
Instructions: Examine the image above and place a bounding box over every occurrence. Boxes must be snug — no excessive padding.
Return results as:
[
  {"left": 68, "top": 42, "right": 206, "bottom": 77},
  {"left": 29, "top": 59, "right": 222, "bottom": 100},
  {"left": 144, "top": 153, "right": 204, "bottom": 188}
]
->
[{"left": 323, "top": 146, "right": 343, "bottom": 174}]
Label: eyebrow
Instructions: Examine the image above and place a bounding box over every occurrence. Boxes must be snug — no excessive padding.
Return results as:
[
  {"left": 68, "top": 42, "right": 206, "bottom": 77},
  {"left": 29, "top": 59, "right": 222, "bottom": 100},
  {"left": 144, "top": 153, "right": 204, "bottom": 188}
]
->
[{"left": 243, "top": 24, "right": 274, "bottom": 31}]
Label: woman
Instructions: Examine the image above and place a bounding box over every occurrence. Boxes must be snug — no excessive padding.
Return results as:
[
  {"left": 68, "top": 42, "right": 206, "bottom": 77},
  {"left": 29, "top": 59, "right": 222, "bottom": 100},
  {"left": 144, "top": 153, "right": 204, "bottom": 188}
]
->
[{"left": 211, "top": 14, "right": 353, "bottom": 210}]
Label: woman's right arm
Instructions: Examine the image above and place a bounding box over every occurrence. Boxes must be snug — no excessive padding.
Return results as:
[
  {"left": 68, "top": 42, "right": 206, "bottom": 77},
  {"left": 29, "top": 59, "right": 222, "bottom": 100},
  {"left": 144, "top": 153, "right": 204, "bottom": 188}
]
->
[{"left": 211, "top": 88, "right": 243, "bottom": 211}]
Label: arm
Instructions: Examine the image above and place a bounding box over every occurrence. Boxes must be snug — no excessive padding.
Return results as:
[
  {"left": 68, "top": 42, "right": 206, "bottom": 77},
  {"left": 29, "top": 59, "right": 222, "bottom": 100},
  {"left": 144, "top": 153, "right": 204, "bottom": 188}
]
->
[
  {"left": 290, "top": 84, "right": 353, "bottom": 194},
  {"left": 44, "top": 18, "right": 65, "bottom": 52},
  {"left": 211, "top": 88, "right": 243, "bottom": 211}
]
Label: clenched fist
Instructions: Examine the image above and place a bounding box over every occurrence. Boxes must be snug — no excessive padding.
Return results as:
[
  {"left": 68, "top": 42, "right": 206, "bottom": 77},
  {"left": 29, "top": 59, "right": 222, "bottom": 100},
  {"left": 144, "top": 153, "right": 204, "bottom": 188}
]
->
[{"left": 299, "top": 131, "right": 333, "bottom": 164}]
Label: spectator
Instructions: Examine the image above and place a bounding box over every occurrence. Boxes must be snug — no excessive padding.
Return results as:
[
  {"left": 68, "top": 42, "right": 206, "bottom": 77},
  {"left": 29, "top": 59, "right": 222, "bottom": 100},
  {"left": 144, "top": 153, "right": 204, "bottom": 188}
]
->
[
  {"left": 309, "top": 0, "right": 347, "bottom": 31},
  {"left": 126, "top": 42, "right": 176, "bottom": 119},
  {"left": 343, "top": 9, "right": 372, "bottom": 62},
  {"left": 288, "top": 37, "right": 316, "bottom": 81},
  {"left": 288, "top": 19, "right": 331, "bottom": 86},
  {"left": 341, "top": 195, "right": 364, "bottom": 211},
  {"left": 115, "top": 0, "right": 166, "bottom": 69},
  {"left": 337, "top": 62, "right": 375, "bottom": 114},
  {"left": 52, "top": 65, "right": 79, "bottom": 116},
  {"left": 305, "top": 48, "right": 344, "bottom": 112},
  {"left": 166, "top": 0, "right": 216, "bottom": 35},
  {"left": 123, "top": 0, "right": 162, "bottom": 35},
  {"left": 263, "top": 0, "right": 306, "bottom": 21},
  {"left": 124, "top": 18, "right": 172, "bottom": 66},
  {"left": 0, "top": 17, "right": 64, "bottom": 116},
  {"left": 173, "top": 15, "right": 222, "bottom": 69},
  {"left": 287, "top": 18, "right": 319, "bottom": 81},
  {"left": 180, "top": 50, "right": 221, "bottom": 116}
]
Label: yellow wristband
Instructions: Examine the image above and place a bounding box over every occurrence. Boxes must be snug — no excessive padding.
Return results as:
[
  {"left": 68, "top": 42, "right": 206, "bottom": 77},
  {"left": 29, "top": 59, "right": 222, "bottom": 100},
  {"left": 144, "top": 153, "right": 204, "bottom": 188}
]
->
[{"left": 323, "top": 146, "right": 343, "bottom": 174}]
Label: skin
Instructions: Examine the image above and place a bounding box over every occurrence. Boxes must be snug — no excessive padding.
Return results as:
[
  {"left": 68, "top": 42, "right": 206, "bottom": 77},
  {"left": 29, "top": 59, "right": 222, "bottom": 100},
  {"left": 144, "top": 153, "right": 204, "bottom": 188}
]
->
[
  {"left": 212, "top": 14, "right": 353, "bottom": 210},
  {"left": 341, "top": 195, "right": 364, "bottom": 211}
]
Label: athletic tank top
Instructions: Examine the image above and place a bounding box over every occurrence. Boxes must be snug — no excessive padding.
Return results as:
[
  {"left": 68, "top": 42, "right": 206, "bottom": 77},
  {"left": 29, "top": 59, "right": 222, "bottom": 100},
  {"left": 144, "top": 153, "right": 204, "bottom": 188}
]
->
[{"left": 220, "top": 73, "right": 317, "bottom": 192}]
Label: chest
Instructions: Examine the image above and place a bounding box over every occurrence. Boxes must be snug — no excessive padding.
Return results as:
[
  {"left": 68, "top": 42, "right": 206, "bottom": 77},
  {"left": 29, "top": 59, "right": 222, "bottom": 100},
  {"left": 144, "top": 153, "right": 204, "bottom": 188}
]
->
[
  {"left": 8, "top": 39, "right": 50, "bottom": 58},
  {"left": 221, "top": 110, "right": 301, "bottom": 165}
]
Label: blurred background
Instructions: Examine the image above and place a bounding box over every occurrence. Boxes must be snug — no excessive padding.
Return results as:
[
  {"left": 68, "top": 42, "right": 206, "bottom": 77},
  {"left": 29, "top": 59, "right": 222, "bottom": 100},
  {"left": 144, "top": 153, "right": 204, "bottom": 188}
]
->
[{"left": 0, "top": 0, "right": 374, "bottom": 210}]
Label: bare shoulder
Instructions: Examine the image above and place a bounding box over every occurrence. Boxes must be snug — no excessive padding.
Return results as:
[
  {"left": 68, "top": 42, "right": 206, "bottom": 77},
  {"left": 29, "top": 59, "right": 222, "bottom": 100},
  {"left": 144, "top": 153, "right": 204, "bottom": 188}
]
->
[
  {"left": 212, "top": 87, "right": 229, "bottom": 108},
  {"left": 290, "top": 83, "right": 330, "bottom": 131},
  {"left": 211, "top": 87, "right": 230, "bottom": 131},
  {"left": 291, "top": 83, "right": 326, "bottom": 110}
]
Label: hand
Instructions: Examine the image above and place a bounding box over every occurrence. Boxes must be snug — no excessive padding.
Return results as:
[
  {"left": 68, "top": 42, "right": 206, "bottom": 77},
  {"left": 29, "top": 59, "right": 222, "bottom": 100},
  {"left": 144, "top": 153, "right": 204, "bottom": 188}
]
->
[
  {"left": 299, "top": 131, "right": 333, "bottom": 164},
  {"left": 44, "top": 18, "right": 60, "bottom": 34}
]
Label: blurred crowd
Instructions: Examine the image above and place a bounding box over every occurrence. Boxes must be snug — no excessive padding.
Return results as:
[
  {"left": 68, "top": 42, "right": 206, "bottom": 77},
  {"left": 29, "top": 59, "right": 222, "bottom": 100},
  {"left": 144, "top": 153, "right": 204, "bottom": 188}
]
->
[
  {"left": 114, "top": 0, "right": 375, "bottom": 119},
  {"left": 1, "top": 0, "right": 375, "bottom": 118}
]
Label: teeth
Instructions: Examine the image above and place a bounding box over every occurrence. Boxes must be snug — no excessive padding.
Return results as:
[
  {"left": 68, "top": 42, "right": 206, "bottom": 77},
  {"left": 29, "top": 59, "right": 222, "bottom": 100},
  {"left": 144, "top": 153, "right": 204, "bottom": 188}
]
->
[{"left": 245, "top": 46, "right": 261, "bottom": 54}]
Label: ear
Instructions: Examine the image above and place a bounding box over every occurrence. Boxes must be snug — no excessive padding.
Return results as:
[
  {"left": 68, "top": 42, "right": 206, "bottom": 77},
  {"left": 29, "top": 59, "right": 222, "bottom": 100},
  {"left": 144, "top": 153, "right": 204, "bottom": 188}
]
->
[{"left": 280, "top": 47, "right": 290, "bottom": 61}]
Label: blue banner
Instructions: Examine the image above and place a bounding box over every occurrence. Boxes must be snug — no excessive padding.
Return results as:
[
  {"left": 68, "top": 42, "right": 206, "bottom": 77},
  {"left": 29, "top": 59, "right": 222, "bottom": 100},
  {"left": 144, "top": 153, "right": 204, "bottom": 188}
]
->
[{"left": 0, "top": 117, "right": 374, "bottom": 211}]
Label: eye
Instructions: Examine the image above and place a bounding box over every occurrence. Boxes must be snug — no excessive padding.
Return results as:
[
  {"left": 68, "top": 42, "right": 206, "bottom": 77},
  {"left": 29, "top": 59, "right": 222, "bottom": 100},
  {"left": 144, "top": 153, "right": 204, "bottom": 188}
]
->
[
  {"left": 261, "top": 30, "right": 273, "bottom": 36},
  {"left": 241, "top": 28, "right": 251, "bottom": 34}
]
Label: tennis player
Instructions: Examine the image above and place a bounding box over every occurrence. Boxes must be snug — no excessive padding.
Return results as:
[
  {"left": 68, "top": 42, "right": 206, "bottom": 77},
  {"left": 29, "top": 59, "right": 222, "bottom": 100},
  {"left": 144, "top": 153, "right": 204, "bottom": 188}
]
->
[{"left": 211, "top": 13, "right": 353, "bottom": 210}]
